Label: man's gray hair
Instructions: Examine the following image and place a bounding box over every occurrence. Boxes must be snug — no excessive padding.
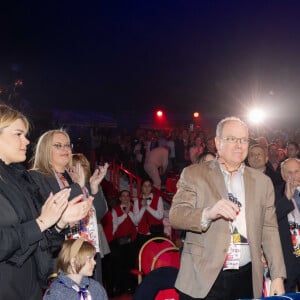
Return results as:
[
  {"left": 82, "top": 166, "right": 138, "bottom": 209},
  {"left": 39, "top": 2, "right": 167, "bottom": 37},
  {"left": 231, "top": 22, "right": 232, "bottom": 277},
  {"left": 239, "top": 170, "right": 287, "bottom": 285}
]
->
[
  {"left": 216, "top": 116, "right": 248, "bottom": 137},
  {"left": 281, "top": 157, "right": 300, "bottom": 177}
]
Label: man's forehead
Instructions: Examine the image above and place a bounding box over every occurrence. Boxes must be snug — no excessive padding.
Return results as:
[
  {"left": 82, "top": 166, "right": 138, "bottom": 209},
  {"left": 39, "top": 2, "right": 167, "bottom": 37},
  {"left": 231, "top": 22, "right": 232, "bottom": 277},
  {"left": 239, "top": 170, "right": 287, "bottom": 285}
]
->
[
  {"left": 222, "top": 121, "right": 248, "bottom": 133},
  {"left": 284, "top": 160, "right": 300, "bottom": 171}
]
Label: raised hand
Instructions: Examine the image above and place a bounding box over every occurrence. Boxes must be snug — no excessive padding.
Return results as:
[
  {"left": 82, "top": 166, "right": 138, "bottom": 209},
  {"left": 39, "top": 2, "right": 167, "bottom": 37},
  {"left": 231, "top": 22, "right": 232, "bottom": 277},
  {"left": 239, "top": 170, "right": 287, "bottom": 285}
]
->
[
  {"left": 37, "top": 188, "right": 70, "bottom": 231},
  {"left": 90, "top": 162, "right": 109, "bottom": 194}
]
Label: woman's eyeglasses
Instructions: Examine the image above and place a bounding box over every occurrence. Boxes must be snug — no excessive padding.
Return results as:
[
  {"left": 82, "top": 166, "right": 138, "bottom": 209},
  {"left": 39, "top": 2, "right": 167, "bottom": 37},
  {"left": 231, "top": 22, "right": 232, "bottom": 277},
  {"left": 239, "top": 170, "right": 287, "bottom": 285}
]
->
[{"left": 52, "top": 143, "right": 73, "bottom": 150}]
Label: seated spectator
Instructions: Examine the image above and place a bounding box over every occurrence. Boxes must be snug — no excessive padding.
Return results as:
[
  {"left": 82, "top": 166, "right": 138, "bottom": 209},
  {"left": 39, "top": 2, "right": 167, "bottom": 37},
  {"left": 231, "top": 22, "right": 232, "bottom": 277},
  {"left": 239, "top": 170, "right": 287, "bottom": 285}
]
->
[{"left": 43, "top": 238, "right": 108, "bottom": 300}]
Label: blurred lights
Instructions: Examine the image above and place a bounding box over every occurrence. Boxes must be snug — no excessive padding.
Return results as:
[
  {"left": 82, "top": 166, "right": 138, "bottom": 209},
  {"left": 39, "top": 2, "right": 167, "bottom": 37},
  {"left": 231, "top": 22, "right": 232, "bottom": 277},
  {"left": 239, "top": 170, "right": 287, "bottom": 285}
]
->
[
  {"left": 193, "top": 112, "right": 199, "bottom": 118},
  {"left": 247, "top": 108, "right": 266, "bottom": 124},
  {"left": 156, "top": 110, "right": 163, "bottom": 117},
  {"left": 14, "top": 79, "right": 23, "bottom": 87}
]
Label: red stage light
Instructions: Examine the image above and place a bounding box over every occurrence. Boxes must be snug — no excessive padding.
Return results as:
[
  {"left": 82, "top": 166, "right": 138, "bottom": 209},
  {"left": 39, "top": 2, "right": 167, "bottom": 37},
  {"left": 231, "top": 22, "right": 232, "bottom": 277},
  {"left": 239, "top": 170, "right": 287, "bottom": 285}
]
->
[{"left": 156, "top": 110, "right": 163, "bottom": 117}]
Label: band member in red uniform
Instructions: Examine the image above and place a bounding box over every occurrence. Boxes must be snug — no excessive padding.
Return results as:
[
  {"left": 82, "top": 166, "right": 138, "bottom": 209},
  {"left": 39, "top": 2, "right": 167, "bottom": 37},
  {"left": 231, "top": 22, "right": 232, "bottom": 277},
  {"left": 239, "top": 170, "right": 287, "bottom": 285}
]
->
[
  {"left": 133, "top": 179, "right": 164, "bottom": 250},
  {"left": 110, "top": 190, "right": 137, "bottom": 296}
]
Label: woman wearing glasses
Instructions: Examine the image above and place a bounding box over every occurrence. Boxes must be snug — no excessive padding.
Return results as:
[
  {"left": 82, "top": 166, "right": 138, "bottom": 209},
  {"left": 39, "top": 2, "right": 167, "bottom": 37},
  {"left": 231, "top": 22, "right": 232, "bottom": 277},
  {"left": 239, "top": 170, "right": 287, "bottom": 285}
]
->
[
  {"left": 29, "top": 129, "right": 108, "bottom": 283},
  {"left": 0, "top": 105, "right": 92, "bottom": 300}
]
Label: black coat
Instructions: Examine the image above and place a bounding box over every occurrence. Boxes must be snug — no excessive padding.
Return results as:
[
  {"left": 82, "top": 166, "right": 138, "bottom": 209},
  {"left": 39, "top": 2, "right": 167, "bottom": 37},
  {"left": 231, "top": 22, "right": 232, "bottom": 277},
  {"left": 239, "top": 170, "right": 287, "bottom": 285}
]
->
[
  {"left": 29, "top": 170, "right": 108, "bottom": 220},
  {"left": 0, "top": 161, "right": 64, "bottom": 300},
  {"left": 275, "top": 184, "right": 300, "bottom": 292}
]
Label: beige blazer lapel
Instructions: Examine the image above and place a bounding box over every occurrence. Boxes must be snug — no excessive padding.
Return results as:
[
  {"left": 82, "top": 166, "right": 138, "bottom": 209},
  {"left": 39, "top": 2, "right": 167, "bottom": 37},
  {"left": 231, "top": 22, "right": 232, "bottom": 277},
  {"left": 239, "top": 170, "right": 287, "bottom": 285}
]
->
[{"left": 208, "top": 160, "right": 229, "bottom": 200}]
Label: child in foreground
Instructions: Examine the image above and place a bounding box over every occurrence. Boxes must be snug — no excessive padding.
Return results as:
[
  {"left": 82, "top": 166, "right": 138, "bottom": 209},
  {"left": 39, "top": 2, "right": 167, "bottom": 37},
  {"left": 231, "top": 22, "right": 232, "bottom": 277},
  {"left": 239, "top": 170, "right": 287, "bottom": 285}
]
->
[{"left": 43, "top": 238, "right": 108, "bottom": 300}]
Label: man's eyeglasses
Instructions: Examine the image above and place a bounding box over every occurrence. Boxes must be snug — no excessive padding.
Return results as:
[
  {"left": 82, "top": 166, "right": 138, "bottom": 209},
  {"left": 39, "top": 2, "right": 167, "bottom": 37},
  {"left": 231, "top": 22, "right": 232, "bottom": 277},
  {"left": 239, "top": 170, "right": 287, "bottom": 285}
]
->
[
  {"left": 220, "top": 136, "right": 249, "bottom": 144},
  {"left": 52, "top": 143, "right": 73, "bottom": 150}
]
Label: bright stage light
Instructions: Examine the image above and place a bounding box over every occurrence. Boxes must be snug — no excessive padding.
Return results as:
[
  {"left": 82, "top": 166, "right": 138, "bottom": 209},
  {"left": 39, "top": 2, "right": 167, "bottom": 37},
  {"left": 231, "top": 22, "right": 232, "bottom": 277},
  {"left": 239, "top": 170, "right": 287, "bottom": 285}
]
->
[
  {"left": 156, "top": 110, "right": 163, "bottom": 117},
  {"left": 247, "top": 108, "right": 266, "bottom": 124}
]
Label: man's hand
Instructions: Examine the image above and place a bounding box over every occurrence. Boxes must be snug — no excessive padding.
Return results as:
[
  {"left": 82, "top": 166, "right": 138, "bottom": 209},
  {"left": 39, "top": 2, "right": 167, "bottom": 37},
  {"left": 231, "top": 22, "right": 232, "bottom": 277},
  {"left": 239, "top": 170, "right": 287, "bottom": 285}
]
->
[
  {"left": 269, "top": 277, "right": 285, "bottom": 296},
  {"left": 204, "top": 199, "right": 240, "bottom": 221}
]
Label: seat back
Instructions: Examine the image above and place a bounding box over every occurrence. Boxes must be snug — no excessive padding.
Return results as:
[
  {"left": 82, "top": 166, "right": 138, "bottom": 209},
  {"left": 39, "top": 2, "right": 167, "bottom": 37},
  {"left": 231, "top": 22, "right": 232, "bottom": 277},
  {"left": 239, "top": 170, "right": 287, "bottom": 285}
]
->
[
  {"left": 138, "top": 237, "right": 177, "bottom": 283},
  {"left": 151, "top": 246, "right": 180, "bottom": 271}
]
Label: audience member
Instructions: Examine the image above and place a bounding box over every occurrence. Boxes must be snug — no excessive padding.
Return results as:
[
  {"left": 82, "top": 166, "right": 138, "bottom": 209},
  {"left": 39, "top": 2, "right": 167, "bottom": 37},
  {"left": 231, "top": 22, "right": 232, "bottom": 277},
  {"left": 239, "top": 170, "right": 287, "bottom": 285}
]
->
[
  {"left": 0, "top": 105, "right": 88, "bottom": 300},
  {"left": 204, "top": 136, "right": 217, "bottom": 154},
  {"left": 255, "top": 136, "right": 269, "bottom": 153},
  {"left": 189, "top": 135, "right": 205, "bottom": 164},
  {"left": 43, "top": 238, "right": 108, "bottom": 300},
  {"left": 144, "top": 146, "right": 169, "bottom": 189},
  {"left": 175, "top": 129, "right": 190, "bottom": 173},
  {"left": 166, "top": 130, "right": 176, "bottom": 172},
  {"left": 286, "top": 142, "right": 300, "bottom": 158},
  {"left": 169, "top": 116, "right": 286, "bottom": 299},
  {"left": 248, "top": 144, "right": 284, "bottom": 187},
  {"left": 134, "top": 179, "right": 164, "bottom": 250},
  {"left": 275, "top": 158, "right": 300, "bottom": 292},
  {"left": 110, "top": 190, "right": 137, "bottom": 296},
  {"left": 133, "top": 136, "right": 146, "bottom": 178},
  {"left": 70, "top": 153, "right": 109, "bottom": 283},
  {"left": 268, "top": 143, "right": 281, "bottom": 172},
  {"left": 194, "top": 151, "right": 216, "bottom": 164},
  {"left": 30, "top": 129, "right": 108, "bottom": 283},
  {"left": 278, "top": 148, "right": 287, "bottom": 163}
]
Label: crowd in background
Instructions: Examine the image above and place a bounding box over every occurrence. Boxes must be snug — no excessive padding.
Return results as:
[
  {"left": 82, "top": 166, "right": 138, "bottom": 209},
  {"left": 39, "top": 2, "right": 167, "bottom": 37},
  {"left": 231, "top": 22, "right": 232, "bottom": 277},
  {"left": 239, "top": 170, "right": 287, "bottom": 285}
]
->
[
  {"left": 93, "top": 123, "right": 300, "bottom": 297},
  {"left": 85, "top": 125, "right": 300, "bottom": 187},
  {"left": 2, "top": 100, "right": 300, "bottom": 300}
]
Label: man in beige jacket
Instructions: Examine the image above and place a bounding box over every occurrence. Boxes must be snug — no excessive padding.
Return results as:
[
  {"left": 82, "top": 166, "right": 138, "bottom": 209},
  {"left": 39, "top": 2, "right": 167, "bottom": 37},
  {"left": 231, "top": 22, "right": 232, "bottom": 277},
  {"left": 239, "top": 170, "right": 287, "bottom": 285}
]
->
[{"left": 169, "top": 117, "right": 286, "bottom": 300}]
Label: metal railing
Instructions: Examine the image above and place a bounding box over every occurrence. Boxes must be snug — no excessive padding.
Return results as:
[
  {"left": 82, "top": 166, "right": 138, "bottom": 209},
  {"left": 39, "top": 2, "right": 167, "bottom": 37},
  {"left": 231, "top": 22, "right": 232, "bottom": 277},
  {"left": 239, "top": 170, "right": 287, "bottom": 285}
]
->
[{"left": 109, "top": 162, "right": 173, "bottom": 202}]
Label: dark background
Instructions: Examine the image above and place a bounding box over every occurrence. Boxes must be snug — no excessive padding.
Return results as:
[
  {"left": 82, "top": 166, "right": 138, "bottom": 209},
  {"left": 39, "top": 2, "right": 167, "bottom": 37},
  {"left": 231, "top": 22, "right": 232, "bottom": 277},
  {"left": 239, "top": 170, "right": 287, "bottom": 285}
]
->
[{"left": 1, "top": 1, "right": 300, "bottom": 128}]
